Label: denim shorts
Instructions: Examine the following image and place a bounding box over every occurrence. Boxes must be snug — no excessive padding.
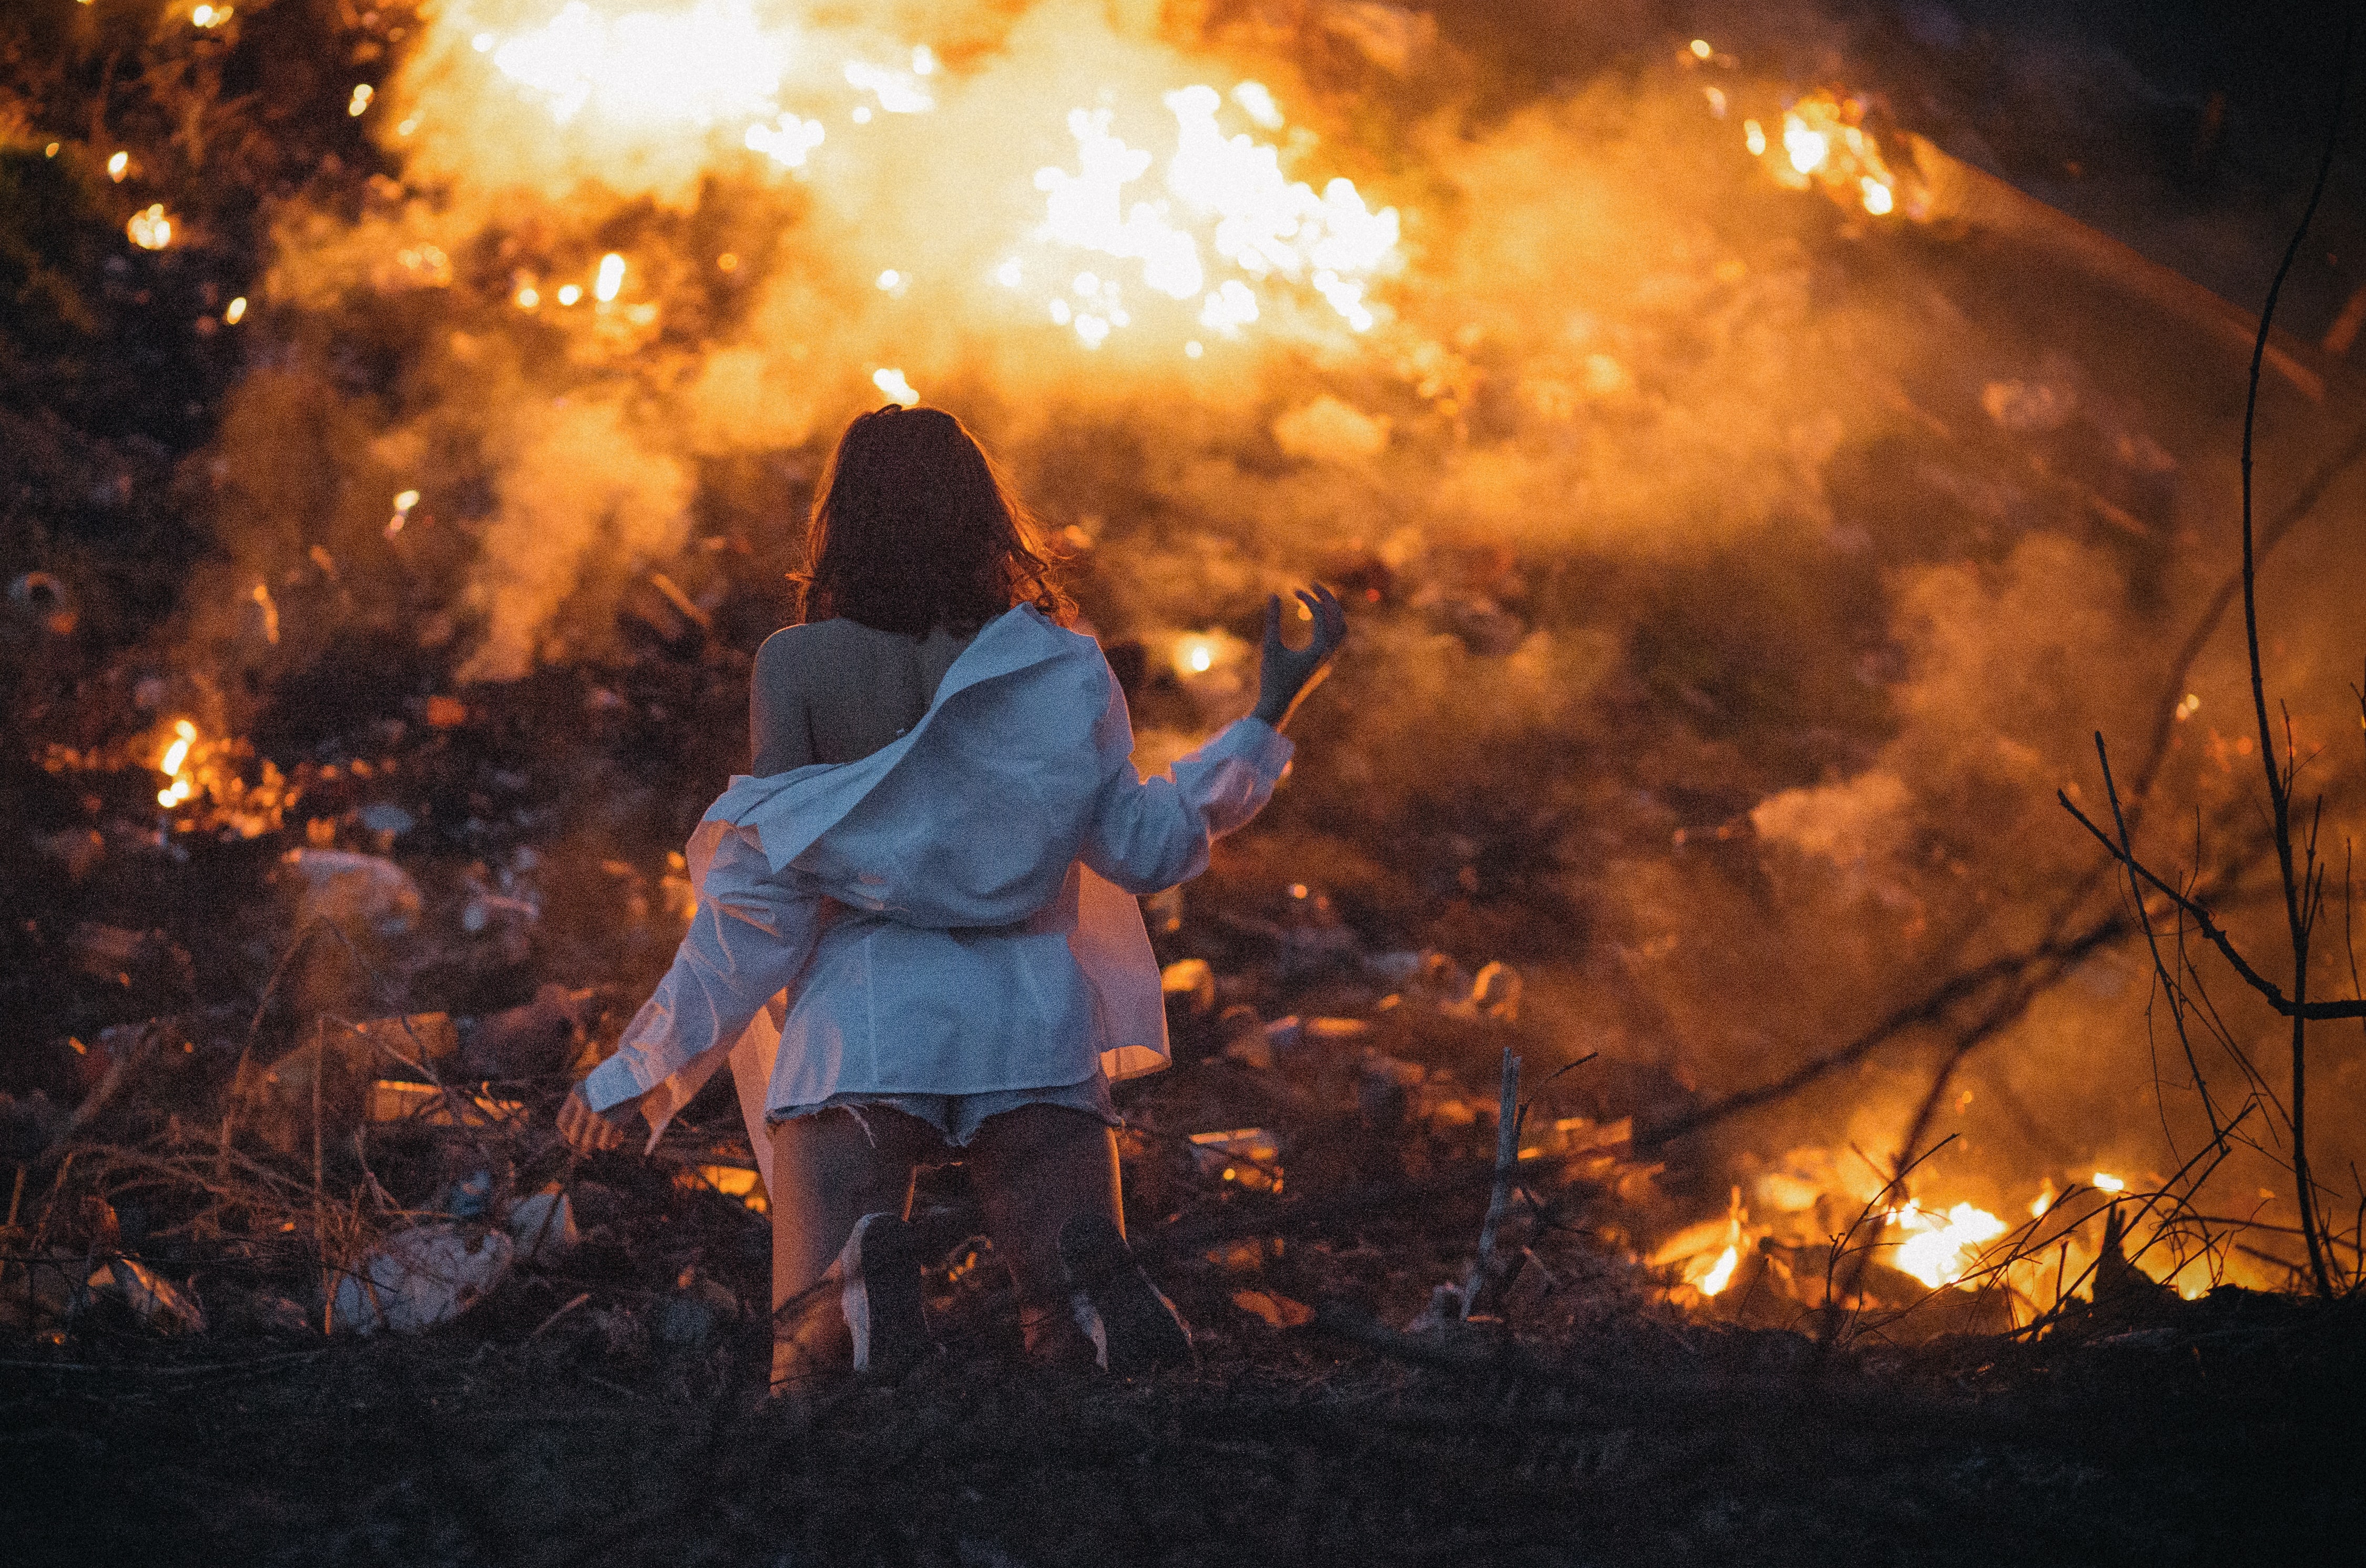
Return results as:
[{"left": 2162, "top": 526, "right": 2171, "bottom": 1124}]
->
[{"left": 773, "top": 1065, "right": 1120, "bottom": 1149}]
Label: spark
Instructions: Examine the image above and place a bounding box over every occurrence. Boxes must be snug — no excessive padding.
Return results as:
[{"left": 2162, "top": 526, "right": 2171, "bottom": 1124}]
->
[
  {"left": 877, "top": 269, "right": 901, "bottom": 290},
  {"left": 872, "top": 367, "right": 918, "bottom": 406},
  {"left": 2093, "top": 1171, "right": 2127, "bottom": 1193},
  {"left": 108, "top": 151, "right": 129, "bottom": 181},
  {"left": 1689, "top": 38, "right": 1714, "bottom": 60},
  {"left": 594, "top": 252, "right": 627, "bottom": 302},
  {"left": 556, "top": 283, "right": 583, "bottom": 306},
  {"left": 191, "top": 4, "right": 231, "bottom": 27},
  {"left": 350, "top": 83, "right": 374, "bottom": 117},
  {"left": 224, "top": 296, "right": 247, "bottom": 324},
  {"left": 1860, "top": 176, "right": 1894, "bottom": 216},
  {"left": 1743, "top": 119, "right": 1766, "bottom": 157}
]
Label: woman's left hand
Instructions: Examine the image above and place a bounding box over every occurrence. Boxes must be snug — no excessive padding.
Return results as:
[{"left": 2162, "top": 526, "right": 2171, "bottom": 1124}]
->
[{"left": 557, "top": 1081, "right": 643, "bottom": 1154}]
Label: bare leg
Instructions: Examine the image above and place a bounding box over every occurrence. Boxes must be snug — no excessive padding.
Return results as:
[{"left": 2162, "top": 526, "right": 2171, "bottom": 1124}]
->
[
  {"left": 964, "top": 1104, "right": 1124, "bottom": 1364},
  {"left": 767, "top": 1106, "right": 943, "bottom": 1381}
]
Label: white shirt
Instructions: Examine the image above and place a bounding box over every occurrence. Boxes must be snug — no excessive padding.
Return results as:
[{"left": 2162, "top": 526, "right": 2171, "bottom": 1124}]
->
[{"left": 584, "top": 604, "right": 1293, "bottom": 1177}]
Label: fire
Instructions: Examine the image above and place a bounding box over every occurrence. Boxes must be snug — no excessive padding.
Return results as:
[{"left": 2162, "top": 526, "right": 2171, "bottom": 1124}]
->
[
  {"left": 2092, "top": 1171, "right": 2127, "bottom": 1193},
  {"left": 1748, "top": 89, "right": 1912, "bottom": 220},
  {"left": 1698, "top": 1244, "right": 1739, "bottom": 1296},
  {"left": 158, "top": 719, "right": 197, "bottom": 791},
  {"left": 1031, "top": 84, "right": 1398, "bottom": 346},
  {"left": 410, "top": 4, "right": 1404, "bottom": 368},
  {"left": 485, "top": 0, "right": 797, "bottom": 129},
  {"left": 1887, "top": 1200, "right": 2008, "bottom": 1290}
]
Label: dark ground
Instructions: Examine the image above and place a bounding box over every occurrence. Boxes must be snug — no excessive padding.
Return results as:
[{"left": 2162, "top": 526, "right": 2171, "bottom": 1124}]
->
[{"left": 5, "top": 1263, "right": 2359, "bottom": 1567}]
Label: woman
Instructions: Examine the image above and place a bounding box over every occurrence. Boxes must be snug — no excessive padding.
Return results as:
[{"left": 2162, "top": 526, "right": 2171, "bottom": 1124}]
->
[{"left": 557, "top": 405, "right": 1344, "bottom": 1379}]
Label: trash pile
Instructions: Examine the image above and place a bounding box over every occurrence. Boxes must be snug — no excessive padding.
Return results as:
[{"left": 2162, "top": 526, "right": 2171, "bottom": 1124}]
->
[{"left": 3, "top": 754, "right": 1705, "bottom": 1366}]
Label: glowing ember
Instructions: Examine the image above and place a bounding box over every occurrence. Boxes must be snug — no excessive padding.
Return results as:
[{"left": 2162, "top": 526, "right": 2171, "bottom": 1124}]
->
[
  {"left": 1889, "top": 1201, "right": 2007, "bottom": 1289},
  {"left": 871, "top": 367, "right": 918, "bottom": 406},
  {"left": 127, "top": 205, "right": 174, "bottom": 250},
  {"left": 1698, "top": 1244, "right": 1740, "bottom": 1296},
  {"left": 158, "top": 720, "right": 197, "bottom": 782},
  {"left": 1175, "top": 635, "right": 1219, "bottom": 676}
]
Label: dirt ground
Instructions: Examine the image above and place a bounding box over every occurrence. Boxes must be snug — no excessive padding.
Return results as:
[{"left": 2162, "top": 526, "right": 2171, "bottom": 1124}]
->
[{"left": 6, "top": 1290, "right": 2359, "bottom": 1568}]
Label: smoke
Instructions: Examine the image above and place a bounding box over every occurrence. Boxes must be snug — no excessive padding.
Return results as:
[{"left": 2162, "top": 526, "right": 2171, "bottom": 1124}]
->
[{"left": 191, "top": 0, "right": 2366, "bottom": 1278}]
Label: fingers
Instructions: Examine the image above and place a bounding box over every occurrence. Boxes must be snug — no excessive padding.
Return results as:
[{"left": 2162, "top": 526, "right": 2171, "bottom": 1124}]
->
[
  {"left": 557, "top": 1085, "right": 625, "bottom": 1154},
  {"left": 1289, "top": 584, "right": 1346, "bottom": 658}
]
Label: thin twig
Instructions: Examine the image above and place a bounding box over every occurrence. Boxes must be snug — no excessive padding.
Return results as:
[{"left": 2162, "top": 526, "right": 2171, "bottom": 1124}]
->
[
  {"left": 2237, "top": 13, "right": 2353, "bottom": 1296},
  {"left": 1459, "top": 1048, "right": 1522, "bottom": 1320}
]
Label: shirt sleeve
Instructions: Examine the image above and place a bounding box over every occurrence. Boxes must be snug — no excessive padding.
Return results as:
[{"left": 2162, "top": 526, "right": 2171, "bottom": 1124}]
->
[
  {"left": 1076, "top": 678, "right": 1296, "bottom": 897},
  {"left": 583, "top": 833, "right": 825, "bottom": 1112}
]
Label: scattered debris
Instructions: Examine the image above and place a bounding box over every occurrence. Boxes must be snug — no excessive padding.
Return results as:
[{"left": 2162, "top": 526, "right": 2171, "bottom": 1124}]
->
[
  {"left": 86, "top": 1256, "right": 208, "bottom": 1335},
  {"left": 331, "top": 1224, "right": 515, "bottom": 1336},
  {"left": 280, "top": 848, "right": 423, "bottom": 937}
]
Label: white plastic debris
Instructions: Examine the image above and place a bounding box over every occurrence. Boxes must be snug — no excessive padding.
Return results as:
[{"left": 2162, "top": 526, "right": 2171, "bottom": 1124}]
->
[
  {"left": 331, "top": 1224, "right": 513, "bottom": 1335},
  {"left": 87, "top": 1256, "right": 208, "bottom": 1335},
  {"left": 505, "top": 1188, "right": 579, "bottom": 1263}
]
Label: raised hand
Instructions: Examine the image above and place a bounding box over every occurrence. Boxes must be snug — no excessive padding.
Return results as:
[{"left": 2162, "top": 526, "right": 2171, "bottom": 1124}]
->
[{"left": 1250, "top": 583, "right": 1348, "bottom": 732}]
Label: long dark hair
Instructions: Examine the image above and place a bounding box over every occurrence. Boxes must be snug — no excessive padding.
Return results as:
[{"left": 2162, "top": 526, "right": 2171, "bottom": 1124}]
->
[{"left": 792, "top": 405, "right": 1073, "bottom": 636}]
